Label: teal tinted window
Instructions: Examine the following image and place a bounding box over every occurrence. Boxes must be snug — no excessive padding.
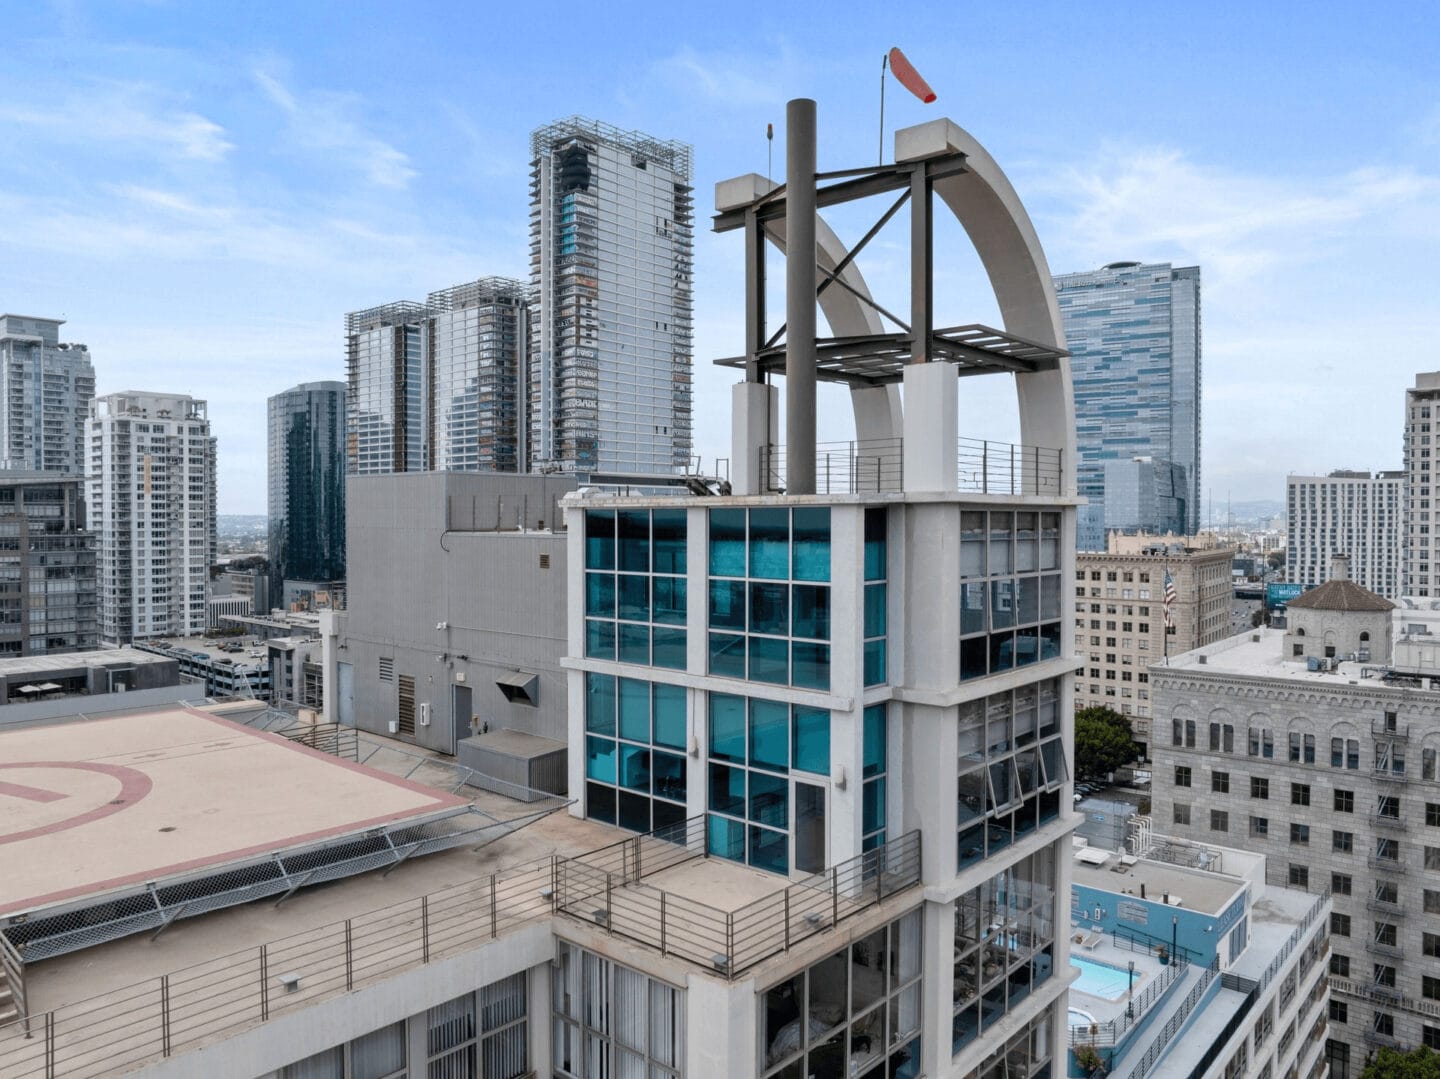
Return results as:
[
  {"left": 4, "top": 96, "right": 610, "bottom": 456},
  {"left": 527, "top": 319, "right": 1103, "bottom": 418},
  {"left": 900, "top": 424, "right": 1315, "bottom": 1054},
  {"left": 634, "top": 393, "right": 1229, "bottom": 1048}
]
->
[
  {"left": 750, "top": 582, "right": 790, "bottom": 636},
  {"left": 863, "top": 777, "right": 886, "bottom": 835},
  {"left": 710, "top": 693, "right": 746, "bottom": 761},
  {"left": 709, "top": 762, "right": 745, "bottom": 815},
  {"left": 709, "top": 579, "right": 746, "bottom": 629},
  {"left": 791, "top": 642, "right": 830, "bottom": 690},
  {"left": 792, "top": 507, "right": 831, "bottom": 581},
  {"left": 653, "top": 752, "right": 686, "bottom": 802},
  {"left": 749, "top": 508, "right": 790, "bottom": 579},
  {"left": 793, "top": 706, "right": 831, "bottom": 775},
  {"left": 709, "top": 509, "right": 746, "bottom": 576},
  {"left": 749, "top": 699, "right": 789, "bottom": 772},
  {"left": 586, "top": 620, "right": 615, "bottom": 659},
  {"left": 792, "top": 585, "right": 830, "bottom": 640},
  {"left": 749, "top": 636, "right": 789, "bottom": 684},
  {"left": 708, "top": 632, "right": 745, "bottom": 678},
  {"left": 864, "top": 583, "right": 887, "bottom": 638},
  {"left": 585, "top": 673, "right": 616, "bottom": 735},
  {"left": 749, "top": 826, "right": 788, "bottom": 875},
  {"left": 651, "top": 509, "right": 687, "bottom": 574},
  {"left": 708, "top": 814, "right": 745, "bottom": 862},
  {"left": 863, "top": 705, "right": 887, "bottom": 777},
  {"left": 652, "top": 683, "right": 686, "bottom": 749},
  {"left": 749, "top": 771, "right": 788, "bottom": 828},
  {"left": 652, "top": 577, "right": 686, "bottom": 625},
  {"left": 651, "top": 627, "right": 686, "bottom": 670},
  {"left": 863, "top": 507, "right": 887, "bottom": 581},
  {"left": 863, "top": 639, "right": 887, "bottom": 686},
  {"left": 618, "top": 678, "right": 650, "bottom": 742},
  {"left": 585, "top": 510, "right": 615, "bottom": 570},
  {"left": 617, "top": 574, "right": 649, "bottom": 621},
  {"left": 618, "top": 624, "right": 649, "bottom": 664},
  {"left": 586, "top": 572, "right": 615, "bottom": 617},
  {"left": 618, "top": 745, "right": 651, "bottom": 792},
  {"left": 586, "top": 737, "right": 616, "bottom": 783},
  {"left": 618, "top": 510, "right": 650, "bottom": 572}
]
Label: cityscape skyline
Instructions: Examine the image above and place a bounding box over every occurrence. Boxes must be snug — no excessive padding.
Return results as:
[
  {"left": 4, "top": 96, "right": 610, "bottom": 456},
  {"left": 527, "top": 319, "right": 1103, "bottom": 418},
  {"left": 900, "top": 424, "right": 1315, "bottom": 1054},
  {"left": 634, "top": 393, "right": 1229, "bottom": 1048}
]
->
[{"left": 0, "top": 3, "right": 1436, "bottom": 513}]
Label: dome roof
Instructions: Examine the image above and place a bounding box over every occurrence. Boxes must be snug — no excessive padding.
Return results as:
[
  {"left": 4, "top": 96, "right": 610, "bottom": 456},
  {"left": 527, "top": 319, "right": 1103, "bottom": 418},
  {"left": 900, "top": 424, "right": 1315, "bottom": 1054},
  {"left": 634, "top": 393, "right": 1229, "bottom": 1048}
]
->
[{"left": 1286, "top": 579, "right": 1394, "bottom": 613}]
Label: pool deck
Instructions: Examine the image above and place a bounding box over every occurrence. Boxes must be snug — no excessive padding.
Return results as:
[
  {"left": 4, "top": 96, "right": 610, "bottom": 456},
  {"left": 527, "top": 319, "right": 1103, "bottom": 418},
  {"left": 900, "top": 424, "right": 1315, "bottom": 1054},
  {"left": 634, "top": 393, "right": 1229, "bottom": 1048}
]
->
[{"left": 1066, "top": 935, "right": 1166, "bottom": 1027}]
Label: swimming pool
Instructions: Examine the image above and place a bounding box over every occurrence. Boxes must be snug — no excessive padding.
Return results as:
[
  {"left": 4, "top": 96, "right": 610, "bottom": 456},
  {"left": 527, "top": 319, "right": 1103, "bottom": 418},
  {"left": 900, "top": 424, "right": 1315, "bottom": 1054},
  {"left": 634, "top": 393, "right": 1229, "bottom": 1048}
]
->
[{"left": 1070, "top": 956, "right": 1139, "bottom": 1001}]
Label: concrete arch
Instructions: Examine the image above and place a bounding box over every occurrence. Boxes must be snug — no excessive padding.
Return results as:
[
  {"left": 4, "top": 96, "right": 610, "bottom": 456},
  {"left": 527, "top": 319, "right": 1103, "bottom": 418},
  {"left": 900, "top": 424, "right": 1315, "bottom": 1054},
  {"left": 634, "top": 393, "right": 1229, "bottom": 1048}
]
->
[{"left": 747, "top": 119, "right": 1077, "bottom": 482}]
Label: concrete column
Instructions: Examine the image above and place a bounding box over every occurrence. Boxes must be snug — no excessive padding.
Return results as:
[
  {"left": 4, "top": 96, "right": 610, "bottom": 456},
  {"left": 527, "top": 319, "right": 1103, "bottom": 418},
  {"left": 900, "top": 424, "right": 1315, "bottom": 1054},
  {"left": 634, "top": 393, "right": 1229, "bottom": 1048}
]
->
[
  {"left": 901, "top": 362, "right": 957, "bottom": 493},
  {"left": 527, "top": 961, "right": 552, "bottom": 1078},
  {"left": 785, "top": 98, "right": 817, "bottom": 496},
  {"left": 918, "top": 898, "right": 955, "bottom": 1079},
  {"left": 685, "top": 974, "right": 758, "bottom": 1076},
  {"left": 730, "top": 382, "right": 779, "bottom": 496}
]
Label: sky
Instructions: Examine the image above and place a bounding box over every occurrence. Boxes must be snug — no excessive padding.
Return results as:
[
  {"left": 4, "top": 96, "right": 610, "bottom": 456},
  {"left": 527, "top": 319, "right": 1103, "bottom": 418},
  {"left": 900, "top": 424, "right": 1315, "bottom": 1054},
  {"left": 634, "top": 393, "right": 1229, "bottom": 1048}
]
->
[{"left": 1, "top": 1, "right": 1436, "bottom": 515}]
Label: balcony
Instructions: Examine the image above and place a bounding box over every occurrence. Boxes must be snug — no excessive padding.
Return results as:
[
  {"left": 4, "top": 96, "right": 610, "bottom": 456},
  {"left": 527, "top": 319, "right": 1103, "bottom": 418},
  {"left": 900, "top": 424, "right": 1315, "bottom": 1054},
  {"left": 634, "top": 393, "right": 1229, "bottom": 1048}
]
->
[
  {"left": 1367, "top": 854, "right": 1406, "bottom": 874},
  {"left": 1365, "top": 939, "right": 1404, "bottom": 959},
  {"left": 1371, "top": 766, "right": 1408, "bottom": 785},
  {"left": 1372, "top": 717, "right": 1410, "bottom": 739},
  {"left": 1365, "top": 898, "right": 1406, "bottom": 917},
  {"left": 1370, "top": 812, "right": 1407, "bottom": 830},
  {"left": 759, "top": 435, "right": 1062, "bottom": 497}
]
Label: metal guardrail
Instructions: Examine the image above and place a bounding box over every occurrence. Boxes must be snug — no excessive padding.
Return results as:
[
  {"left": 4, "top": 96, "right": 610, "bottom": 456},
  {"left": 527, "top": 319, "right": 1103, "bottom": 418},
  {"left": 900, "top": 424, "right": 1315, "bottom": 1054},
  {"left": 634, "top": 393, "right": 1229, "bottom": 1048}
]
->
[
  {"left": 760, "top": 439, "right": 903, "bottom": 494},
  {"left": 0, "top": 932, "right": 25, "bottom": 1030},
  {"left": 0, "top": 823, "right": 922, "bottom": 1075},
  {"left": 1068, "top": 952, "right": 1187, "bottom": 1047},
  {"left": 553, "top": 819, "right": 922, "bottom": 979},
  {"left": 1114, "top": 958, "right": 1220, "bottom": 1079},
  {"left": 0, "top": 858, "right": 558, "bottom": 1079},
  {"left": 280, "top": 722, "right": 359, "bottom": 761},
  {"left": 957, "top": 437, "right": 1062, "bottom": 496},
  {"left": 1110, "top": 924, "right": 1205, "bottom": 967},
  {"left": 758, "top": 436, "right": 1063, "bottom": 497}
]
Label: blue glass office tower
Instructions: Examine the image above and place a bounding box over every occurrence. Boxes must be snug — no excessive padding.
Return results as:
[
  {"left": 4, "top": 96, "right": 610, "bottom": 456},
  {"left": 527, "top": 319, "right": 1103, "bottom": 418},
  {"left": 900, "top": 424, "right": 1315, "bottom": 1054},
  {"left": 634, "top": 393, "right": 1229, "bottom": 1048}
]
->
[{"left": 1054, "top": 262, "right": 1201, "bottom": 549}]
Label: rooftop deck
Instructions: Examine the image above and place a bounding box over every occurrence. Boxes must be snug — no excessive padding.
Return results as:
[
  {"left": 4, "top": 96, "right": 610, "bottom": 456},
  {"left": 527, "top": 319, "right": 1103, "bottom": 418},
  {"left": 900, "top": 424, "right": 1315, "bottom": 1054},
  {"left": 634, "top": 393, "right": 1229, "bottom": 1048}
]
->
[{"left": 0, "top": 720, "right": 923, "bottom": 1078}]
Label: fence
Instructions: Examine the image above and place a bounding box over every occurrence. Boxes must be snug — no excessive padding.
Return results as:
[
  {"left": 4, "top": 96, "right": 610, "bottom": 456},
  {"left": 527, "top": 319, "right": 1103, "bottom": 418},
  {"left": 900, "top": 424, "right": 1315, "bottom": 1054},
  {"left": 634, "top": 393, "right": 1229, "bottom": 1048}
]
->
[
  {"left": 760, "top": 439, "right": 903, "bottom": 494},
  {"left": 759, "top": 436, "right": 1063, "bottom": 497},
  {"left": 1113, "top": 958, "right": 1221, "bottom": 1079},
  {"left": 552, "top": 819, "right": 922, "bottom": 978},
  {"left": 957, "top": 437, "right": 1062, "bottom": 496},
  {"left": 1068, "top": 953, "right": 1187, "bottom": 1048},
  {"left": 281, "top": 723, "right": 359, "bottom": 761},
  {"left": 0, "top": 822, "right": 922, "bottom": 1076},
  {"left": 0, "top": 860, "right": 557, "bottom": 1079}
]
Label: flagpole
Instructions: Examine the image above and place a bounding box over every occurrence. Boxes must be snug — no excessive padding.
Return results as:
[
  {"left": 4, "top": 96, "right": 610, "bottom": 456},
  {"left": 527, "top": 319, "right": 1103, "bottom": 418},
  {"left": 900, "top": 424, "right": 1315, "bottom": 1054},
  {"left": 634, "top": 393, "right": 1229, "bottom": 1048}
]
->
[{"left": 878, "top": 52, "right": 888, "bottom": 166}]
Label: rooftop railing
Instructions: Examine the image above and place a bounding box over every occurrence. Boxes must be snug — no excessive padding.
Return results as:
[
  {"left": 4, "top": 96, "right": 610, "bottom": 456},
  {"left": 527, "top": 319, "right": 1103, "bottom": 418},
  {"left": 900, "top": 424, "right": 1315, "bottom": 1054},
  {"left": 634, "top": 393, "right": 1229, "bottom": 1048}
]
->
[
  {"left": 758, "top": 436, "right": 1063, "bottom": 497},
  {"left": 553, "top": 817, "right": 922, "bottom": 978},
  {"left": 0, "top": 822, "right": 922, "bottom": 1077}
]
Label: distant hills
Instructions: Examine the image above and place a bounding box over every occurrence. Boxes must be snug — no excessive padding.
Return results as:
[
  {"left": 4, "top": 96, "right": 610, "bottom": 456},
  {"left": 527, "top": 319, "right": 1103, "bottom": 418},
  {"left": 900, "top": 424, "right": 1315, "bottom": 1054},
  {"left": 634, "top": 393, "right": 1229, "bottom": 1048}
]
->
[{"left": 218, "top": 514, "right": 267, "bottom": 540}]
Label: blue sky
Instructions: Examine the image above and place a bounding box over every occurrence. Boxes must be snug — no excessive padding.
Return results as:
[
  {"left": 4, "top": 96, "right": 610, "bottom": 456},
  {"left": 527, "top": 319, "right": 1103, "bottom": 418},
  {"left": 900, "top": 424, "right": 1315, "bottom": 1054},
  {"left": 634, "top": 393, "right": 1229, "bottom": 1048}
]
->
[{"left": 1, "top": 1, "right": 1436, "bottom": 514}]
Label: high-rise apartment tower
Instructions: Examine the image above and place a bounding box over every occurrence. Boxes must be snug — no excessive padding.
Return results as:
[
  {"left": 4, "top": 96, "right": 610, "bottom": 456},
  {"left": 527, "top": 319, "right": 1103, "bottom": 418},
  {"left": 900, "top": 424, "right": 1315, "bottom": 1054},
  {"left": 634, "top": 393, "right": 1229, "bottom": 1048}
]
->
[
  {"left": 1287, "top": 470, "right": 1402, "bottom": 597},
  {"left": 88, "top": 392, "right": 216, "bottom": 644},
  {"left": 1054, "top": 262, "right": 1201, "bottom": 549},
  {"left": 268, "top": 381, "right": 346, "bottom": 597},
  {"left": 0, "top": 314, "right": 96, "bottom": 475},
  {"left": 344, "top": 302, "right": 428, "bottom": 475},
  {"left": 529, "top": 117, "right": 694, "bottom": 475}
]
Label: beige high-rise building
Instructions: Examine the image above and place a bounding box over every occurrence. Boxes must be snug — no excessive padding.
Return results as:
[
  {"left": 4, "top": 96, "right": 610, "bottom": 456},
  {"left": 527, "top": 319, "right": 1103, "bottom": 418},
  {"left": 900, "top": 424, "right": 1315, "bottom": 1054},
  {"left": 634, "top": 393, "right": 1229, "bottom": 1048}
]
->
[{"left": 1074, "top": 532, "right": 1232, "bottom": 753}]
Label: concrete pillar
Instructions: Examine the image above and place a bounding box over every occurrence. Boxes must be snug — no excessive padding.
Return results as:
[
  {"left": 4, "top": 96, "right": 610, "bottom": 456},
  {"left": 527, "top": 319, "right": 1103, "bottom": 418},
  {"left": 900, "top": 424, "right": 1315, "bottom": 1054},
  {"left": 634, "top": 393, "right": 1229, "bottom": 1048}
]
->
[
  {"left": 785, "top": 98, "right": 817, "bottom": 496},
  {"left": 919, "top": 898, "right": 955, "bottom": 1079},
  {"left": 527, "top": 961, "right": 553, "bottom": 1077},
  {"left": 730, "top": 382, "right": 779, "bottom": 496},
  {"left": 902, "top": 362, "right": 957, "bottom": 493},
  {"left": 685, "top": 974, "right": 758, "bottom": 1076}
]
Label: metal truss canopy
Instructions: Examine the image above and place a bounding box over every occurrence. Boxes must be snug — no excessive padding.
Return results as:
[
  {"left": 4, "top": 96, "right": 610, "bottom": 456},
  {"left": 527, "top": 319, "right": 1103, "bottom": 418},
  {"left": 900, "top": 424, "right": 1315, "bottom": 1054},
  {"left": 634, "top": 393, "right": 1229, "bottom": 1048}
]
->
[{"left": 714, "top": 323, "right": 1067, "bottom": 387}]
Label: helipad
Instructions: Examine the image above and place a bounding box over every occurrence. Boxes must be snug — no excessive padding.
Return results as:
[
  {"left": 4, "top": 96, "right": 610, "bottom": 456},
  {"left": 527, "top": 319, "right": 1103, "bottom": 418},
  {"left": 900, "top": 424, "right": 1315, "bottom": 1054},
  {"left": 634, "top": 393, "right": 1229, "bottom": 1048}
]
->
[{"left": 0, "top": 706, "right": 467, "bottom": 918}]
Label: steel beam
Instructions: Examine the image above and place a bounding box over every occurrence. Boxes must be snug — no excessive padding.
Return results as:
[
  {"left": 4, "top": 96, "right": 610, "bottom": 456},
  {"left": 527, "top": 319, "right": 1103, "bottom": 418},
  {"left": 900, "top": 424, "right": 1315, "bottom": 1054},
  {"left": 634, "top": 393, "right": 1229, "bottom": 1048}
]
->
[{"left": 785, "top": 99, "right": 817, "bottom": 496}]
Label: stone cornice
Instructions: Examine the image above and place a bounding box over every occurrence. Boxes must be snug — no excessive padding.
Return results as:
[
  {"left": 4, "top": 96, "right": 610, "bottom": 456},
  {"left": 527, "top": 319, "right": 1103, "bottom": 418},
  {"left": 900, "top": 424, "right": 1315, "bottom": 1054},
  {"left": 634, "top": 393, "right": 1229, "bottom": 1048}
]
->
[{"left": 1151, "top": 665, "right": 1440, "bottom": 714}]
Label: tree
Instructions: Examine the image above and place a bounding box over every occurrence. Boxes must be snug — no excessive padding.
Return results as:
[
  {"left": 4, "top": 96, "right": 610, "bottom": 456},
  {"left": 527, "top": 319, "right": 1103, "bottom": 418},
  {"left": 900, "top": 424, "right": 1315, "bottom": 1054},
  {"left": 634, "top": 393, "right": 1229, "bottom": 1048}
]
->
[
  {"left": 1362, "top": 1047, "right": 1440, "bottom": 1079},
  {"left": 1074, "top": 706, "right": 1137, "bottom": 781}
]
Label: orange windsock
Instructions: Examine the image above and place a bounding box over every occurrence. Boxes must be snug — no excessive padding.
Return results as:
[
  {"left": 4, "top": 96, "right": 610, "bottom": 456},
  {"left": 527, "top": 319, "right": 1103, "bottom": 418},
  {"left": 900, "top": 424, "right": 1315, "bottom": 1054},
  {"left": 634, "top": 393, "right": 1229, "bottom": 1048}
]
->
[{"left": 888, "top": 47, "right": 936, "bottom": 103}]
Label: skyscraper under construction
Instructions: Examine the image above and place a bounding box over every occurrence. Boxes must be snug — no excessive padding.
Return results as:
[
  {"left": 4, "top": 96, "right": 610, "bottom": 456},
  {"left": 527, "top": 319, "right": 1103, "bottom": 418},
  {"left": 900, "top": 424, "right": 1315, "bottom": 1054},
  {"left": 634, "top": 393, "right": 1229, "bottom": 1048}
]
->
[{"left": 528, "top": 118, "right": 694, "bottom": 475}]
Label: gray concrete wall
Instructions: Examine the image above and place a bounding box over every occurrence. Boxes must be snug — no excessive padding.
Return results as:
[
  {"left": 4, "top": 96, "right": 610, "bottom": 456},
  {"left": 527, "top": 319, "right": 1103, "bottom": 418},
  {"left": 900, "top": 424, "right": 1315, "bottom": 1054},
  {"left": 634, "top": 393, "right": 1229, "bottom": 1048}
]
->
[{"left": 340, "top": 473, "right": 575, "bottom": 753}]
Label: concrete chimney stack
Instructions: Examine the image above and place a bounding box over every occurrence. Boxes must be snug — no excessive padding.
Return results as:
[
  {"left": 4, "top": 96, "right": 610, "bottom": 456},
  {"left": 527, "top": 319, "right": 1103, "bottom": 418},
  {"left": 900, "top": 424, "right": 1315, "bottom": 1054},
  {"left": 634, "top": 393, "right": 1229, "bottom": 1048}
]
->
[{"left": 1330, "top": 552, "right": 1350, "bottom": 582}]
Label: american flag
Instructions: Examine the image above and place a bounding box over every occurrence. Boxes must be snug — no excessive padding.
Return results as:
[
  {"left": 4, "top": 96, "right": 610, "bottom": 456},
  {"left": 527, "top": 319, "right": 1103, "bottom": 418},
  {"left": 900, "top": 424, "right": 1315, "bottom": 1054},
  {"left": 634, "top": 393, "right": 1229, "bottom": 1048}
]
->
[{"left": 1163, "top": 569, "right": 1177, "bottom": 628}]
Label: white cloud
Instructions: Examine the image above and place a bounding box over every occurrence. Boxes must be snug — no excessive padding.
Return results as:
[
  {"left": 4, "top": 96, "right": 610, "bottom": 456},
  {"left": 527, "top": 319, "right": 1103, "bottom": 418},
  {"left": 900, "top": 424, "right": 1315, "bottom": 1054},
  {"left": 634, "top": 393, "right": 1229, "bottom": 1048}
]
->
[
  {"left": 0, "top": 82, "right": 232, "bottom": 161},
  {"left": 651, "top": 44, "right": 801, "bottom": 108},
  {"left": 253, "top": 67, "right": 416, "bottom": 189}
]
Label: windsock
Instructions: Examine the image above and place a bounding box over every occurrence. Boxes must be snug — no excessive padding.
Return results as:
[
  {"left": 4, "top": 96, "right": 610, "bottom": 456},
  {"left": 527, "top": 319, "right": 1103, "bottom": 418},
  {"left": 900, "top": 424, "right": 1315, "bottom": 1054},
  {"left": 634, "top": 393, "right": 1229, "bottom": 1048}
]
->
[{"left": 888, "top": 47, "right": 936, "bottom": 103}]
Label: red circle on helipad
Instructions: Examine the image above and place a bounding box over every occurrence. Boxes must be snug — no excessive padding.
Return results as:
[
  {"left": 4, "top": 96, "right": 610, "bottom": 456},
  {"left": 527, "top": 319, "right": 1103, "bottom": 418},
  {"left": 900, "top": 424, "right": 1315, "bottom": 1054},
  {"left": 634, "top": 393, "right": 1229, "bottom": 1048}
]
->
[{"left": 0, "top": 761, "right": 154, "bottom": 845}]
